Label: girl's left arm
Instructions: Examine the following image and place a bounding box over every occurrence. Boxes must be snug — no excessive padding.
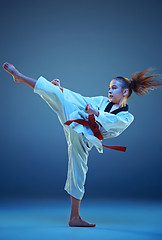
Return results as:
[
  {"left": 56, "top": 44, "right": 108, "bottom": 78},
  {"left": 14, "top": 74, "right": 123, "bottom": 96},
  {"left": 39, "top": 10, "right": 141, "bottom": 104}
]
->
[{"left": 62, "top": 87, "right": 104, "bottom": 109}]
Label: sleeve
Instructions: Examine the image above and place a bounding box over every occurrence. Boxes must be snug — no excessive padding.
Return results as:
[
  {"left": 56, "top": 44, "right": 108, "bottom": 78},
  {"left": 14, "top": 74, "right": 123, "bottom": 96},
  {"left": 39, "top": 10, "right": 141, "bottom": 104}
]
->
[
  {"left": 95, "top": 110, "right": 134, "bottom": 135},
  {"left": 34, "top": 76, "right": 63, "bottom": 96},
  {"left": 62, "top": 87, "right": 104, "bottom": 110}
]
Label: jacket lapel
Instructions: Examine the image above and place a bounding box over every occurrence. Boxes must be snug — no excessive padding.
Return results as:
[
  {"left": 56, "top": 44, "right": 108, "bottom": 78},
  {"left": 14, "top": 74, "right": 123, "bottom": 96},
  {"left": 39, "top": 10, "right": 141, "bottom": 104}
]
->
[{"left": 104, "top": 101, "right": 128, "bottom": 115}]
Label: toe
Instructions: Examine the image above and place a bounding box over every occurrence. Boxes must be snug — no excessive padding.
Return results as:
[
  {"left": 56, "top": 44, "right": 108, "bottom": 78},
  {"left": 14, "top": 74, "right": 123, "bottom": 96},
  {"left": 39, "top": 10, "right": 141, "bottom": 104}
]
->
[
  {"left": 3, "top": 62, "right": 8, "bottom": 68},
  {"left": 90, "top": 223, "right": 96, "bottom": 227},
  {"left": 3, "top": 64, "right": 6, "bottom": 69}
]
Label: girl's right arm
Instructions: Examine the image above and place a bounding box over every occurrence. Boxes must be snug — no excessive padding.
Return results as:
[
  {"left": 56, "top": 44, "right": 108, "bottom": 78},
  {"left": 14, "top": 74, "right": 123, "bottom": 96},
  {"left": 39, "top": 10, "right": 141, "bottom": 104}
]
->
[{"left": 51, "top": 78, "right": 104, "bottom": 110}]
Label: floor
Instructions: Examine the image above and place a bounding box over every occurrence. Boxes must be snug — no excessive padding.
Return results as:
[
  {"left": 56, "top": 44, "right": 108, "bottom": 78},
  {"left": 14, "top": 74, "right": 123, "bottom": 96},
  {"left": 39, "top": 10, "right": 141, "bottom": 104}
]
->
[{"left": 0, "top": 198, "right": 162, "bottom": 240}]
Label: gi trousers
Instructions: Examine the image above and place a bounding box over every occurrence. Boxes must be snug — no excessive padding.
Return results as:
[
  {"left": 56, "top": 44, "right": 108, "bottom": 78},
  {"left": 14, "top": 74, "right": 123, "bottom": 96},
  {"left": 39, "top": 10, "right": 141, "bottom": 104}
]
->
[{"left": 34, "top": 76, "right": 92, "bottom": 200}]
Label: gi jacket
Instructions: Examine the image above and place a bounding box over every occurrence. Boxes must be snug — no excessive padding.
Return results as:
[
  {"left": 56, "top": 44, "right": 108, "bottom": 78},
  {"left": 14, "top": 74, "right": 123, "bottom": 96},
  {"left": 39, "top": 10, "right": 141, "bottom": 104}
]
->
[
  {"left": 34, "top": 76, "right": 134, "bottom": 154},
  {"left": 63, "top": 87, "right": 134, "bottom": 153}
]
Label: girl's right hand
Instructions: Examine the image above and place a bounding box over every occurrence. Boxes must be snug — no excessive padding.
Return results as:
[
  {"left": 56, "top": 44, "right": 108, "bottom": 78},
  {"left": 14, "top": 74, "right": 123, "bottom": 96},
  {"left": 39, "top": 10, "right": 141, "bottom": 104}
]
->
[{"left": 51, "top": 78, "right": 61, "bottom": 87}]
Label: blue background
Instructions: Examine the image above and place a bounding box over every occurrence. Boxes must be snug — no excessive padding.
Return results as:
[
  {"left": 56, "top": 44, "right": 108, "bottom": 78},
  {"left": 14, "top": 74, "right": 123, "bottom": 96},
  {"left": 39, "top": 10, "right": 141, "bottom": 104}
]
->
[{"left": 0, "top": 0, "right": 162, "bottom": 200}]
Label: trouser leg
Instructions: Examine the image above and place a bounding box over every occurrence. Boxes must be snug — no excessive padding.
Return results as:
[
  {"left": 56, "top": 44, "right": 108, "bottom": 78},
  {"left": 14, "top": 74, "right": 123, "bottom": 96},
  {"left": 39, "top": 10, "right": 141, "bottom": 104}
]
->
[
  {"left": 33, "top": 76, "right": 90, "bottom": 200},
  {"left": 33, "top": 76, "right": 78, "bottom": 125},
  {"left": 64, "top": 128, "right": 90, "bottom": 200}
]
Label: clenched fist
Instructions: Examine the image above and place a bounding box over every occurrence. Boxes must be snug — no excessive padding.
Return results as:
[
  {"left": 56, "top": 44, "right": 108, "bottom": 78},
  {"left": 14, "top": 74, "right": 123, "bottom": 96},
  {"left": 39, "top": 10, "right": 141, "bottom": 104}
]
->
[
  {"left": 51, "top": 79, "right": 63, "bottom": 93},
  {"left": 85, "top": 104, "right": 99, "bottom": 116},
  {"left": 51, "top": 79, "right": 61, "bottom": 87}
]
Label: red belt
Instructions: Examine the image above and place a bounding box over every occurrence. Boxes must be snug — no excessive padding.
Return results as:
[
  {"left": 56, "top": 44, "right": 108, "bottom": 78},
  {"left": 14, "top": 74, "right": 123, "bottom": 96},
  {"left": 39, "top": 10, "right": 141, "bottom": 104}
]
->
[{"left": 64, "top": 114, "right": 127, "bottom": 152}]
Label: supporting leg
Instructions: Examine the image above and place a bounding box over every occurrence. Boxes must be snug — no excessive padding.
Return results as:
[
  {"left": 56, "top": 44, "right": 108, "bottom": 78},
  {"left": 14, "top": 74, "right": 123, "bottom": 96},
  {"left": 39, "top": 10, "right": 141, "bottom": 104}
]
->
[
  {"left": 70, "top": 195, "right": 81, "bottom": 219},
  {"left": 65, "top": 130, "right": 96, "bottom": 227},
  {"left": 69, "top": 195, "right": 96, "bottom": 227}
]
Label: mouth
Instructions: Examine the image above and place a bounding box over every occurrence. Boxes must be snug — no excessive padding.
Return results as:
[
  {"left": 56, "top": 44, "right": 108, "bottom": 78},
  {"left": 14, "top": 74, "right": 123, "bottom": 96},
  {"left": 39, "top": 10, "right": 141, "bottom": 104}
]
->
[{"left": 109, "top": 95, "right": 113, "bottom": 98}]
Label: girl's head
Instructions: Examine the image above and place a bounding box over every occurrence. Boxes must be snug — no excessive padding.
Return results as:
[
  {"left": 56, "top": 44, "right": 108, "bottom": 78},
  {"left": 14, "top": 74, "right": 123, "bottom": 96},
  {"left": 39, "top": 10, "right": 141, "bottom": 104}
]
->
[
  {"left": 108, "top": 68, "right": 162, "bottom": 108},
  {"left": 108, "top": 79, "right": 129, "bottom": 107}
]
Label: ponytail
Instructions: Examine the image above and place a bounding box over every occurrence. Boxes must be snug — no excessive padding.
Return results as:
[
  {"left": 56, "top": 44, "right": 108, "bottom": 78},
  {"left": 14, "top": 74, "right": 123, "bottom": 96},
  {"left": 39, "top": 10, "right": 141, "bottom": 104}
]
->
[{"left": 116, "top": 68, "right": 162, "bottom": 98}]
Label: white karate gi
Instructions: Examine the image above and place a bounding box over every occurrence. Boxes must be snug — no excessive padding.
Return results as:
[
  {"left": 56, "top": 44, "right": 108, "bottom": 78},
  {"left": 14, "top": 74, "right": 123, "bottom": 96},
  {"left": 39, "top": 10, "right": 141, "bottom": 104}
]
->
[{"left": 34, "top": 76, "right": 134, "bottom": 200}]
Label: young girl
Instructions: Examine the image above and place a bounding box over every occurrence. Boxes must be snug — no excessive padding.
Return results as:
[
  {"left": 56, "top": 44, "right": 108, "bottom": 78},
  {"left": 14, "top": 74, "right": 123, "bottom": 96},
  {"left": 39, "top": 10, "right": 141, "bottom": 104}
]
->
[{"left": 2, "top": 62, "right": 162, "bottom": 227}]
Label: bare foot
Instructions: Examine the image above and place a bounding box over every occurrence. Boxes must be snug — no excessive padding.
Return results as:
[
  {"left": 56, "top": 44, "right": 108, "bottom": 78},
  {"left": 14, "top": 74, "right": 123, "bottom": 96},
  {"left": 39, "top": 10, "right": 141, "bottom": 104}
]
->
[
  {"left": 2, "top": 62, "right": 22, "bottom": 83},
  {"left": 68, "top": 216, "right": 96, "bottom": 227}
]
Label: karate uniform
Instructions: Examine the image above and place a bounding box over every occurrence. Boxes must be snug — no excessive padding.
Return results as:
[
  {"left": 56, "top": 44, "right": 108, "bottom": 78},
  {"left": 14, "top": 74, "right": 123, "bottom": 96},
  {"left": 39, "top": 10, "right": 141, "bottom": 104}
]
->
[{"left": 34, "top": 76, "right": 134, "bottom": 200}]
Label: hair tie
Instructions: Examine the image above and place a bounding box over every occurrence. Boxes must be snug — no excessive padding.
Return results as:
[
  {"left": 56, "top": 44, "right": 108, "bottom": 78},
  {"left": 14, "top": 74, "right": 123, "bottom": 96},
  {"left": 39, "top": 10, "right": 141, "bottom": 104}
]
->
[{"left": 130, "top": 80, "right": 135, "bottom": 89}]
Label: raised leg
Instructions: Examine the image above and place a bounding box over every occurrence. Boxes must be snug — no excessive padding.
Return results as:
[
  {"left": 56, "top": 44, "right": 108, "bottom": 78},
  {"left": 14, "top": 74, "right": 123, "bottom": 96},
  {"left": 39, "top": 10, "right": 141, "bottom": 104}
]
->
[{"left": 3, "top": 62, "right": 37, "bottom": 89}]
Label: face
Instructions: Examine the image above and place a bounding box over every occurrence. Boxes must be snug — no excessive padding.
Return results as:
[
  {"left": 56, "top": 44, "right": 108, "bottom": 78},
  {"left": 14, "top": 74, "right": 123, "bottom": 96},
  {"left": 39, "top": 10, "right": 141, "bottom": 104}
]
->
[{"left": 108, "top": 79, "right": 126, "bottom": 104}]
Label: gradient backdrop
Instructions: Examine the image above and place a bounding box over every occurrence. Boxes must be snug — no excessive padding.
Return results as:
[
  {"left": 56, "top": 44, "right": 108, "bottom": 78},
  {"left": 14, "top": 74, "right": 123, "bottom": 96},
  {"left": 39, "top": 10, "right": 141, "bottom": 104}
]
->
[{"left": 0, "top": 0, "right": 162, "bottom": 201}]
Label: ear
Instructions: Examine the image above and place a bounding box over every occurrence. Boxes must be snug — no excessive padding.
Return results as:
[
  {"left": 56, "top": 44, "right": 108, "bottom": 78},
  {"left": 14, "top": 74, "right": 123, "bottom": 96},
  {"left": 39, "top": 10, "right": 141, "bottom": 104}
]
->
[{"left": 123, "top": 88, "right": 129, "bottom": 96}]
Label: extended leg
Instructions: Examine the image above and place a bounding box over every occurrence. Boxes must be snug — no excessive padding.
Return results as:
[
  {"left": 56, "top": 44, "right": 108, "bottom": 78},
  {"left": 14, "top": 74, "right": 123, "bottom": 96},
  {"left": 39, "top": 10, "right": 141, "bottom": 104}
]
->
[
  {"left": 3, "top": 62, "right": 37, "bottom": 89},
  {"left": 3, "top": 62, "right": 77, "bottom": 125}
]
